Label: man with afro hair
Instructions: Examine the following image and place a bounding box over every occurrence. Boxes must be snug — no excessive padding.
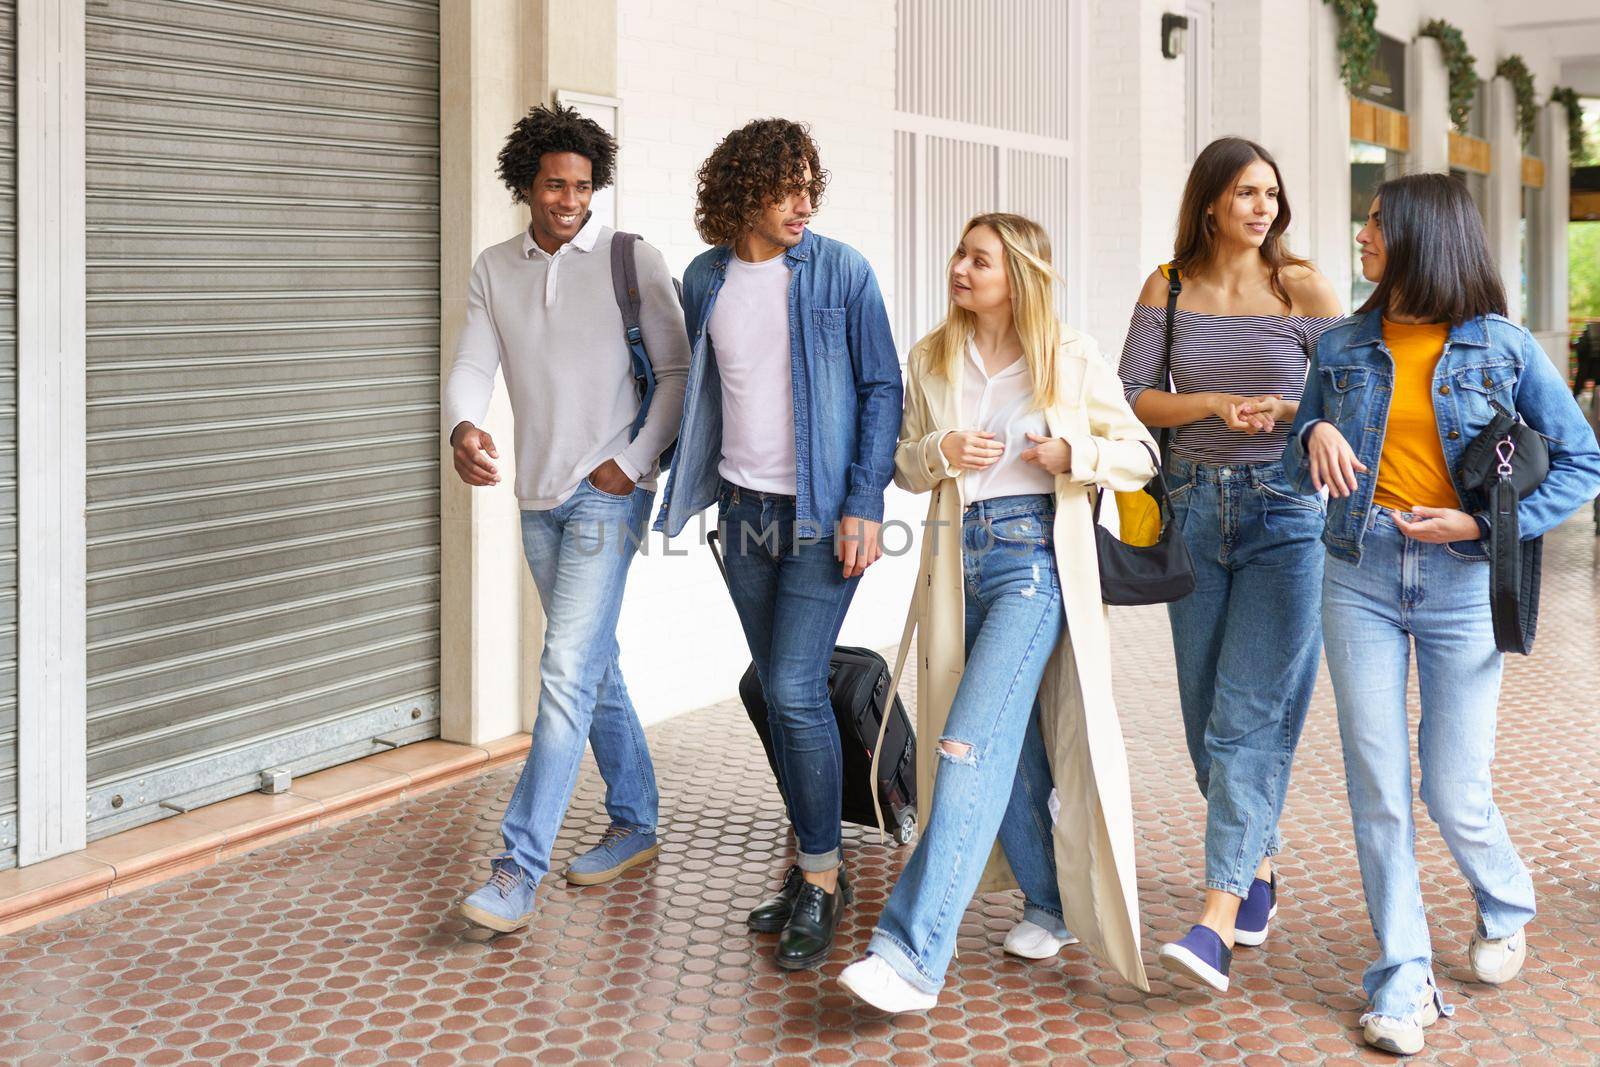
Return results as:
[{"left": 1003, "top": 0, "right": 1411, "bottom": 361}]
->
[
  {"left": 446, "top": 103, "right": 690, "bottom": 933},
  {"left": 654, "top": 118, "right": 902, "bottom": 971}
]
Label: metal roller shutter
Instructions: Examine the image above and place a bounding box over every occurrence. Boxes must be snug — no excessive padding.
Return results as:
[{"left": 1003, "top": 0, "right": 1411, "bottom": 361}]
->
[
  {"left": 84, "top": 0, "right": 442, "bottom": 837},
  {"left": 0, "top": 0, "right": 16, "bottom": 870}
]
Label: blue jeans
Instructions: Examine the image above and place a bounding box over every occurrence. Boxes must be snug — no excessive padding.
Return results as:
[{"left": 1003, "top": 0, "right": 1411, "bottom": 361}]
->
[
  {"left": 1166, "top": 458, "right": 1324, "bottom": 897},
  {"left": 716, "top": 481, "right": 859, "bottom": 871},
  {"left": 869, "top": 494, "right": 1068, "bottom": 994},
  {"left": 1323, "top": 508, "right": 1535, "bottom": 1018},
  {"left": 497, "top": 481, "right": 660, "bottom": 884}
]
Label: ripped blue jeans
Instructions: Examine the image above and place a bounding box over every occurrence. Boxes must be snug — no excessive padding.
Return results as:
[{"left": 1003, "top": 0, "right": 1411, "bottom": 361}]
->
[{"left": 868, "top": 494, "right": 1068, "bottom": 994}]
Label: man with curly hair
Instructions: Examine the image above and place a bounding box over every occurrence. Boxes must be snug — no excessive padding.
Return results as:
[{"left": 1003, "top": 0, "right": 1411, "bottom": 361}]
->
[
  {"left": 655, "top": 118, "right": 903, "bottom": 971},
  {"left": 444, "top": 103, "right": 690, "bottom": 933}
]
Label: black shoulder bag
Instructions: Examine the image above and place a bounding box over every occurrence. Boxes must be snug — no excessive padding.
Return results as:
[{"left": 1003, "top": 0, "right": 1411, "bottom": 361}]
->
[
  {"left": 1456, "top": 400, "right": 1549, "bottom": 655},
  {"left": 1093, "top": 265, "right": 1196, "bottom": 606}
]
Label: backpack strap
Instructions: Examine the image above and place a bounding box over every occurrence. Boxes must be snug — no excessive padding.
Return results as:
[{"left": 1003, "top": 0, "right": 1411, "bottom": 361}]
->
[
  {"left": 610, "top": 230, "right": 644, "bottom": 344},
  {"left": 609, "top": 231, "right": 654, "bottom": 440}
]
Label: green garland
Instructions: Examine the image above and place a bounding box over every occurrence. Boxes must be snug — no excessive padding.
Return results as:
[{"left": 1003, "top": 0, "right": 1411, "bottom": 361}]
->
[
  {"left": 1550, "top": 86, "right": 1585, "bottom": 157},
  {"left": 1495, "top": 54, "right": 1538, "bottom": 149},
  {"left": 1323, "top": 0, "right": 1379, "bottom": 94},
  {"left": 1419, "top": 19, "right": 1477, "bottom": 133}
]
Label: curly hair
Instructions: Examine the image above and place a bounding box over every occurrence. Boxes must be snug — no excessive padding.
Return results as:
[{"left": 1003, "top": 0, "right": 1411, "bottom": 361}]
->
[
  {"left": 694, "top": 119, "right": 828, "bottom": 245},
  {"left": 497, "top": 103, "right": 616, "bottom": 204}
]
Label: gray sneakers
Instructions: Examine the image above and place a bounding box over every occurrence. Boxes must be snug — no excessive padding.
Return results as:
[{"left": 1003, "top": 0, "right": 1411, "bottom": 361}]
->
[{"left": 564, "top": 825, "right": 660, "bottom": 886}]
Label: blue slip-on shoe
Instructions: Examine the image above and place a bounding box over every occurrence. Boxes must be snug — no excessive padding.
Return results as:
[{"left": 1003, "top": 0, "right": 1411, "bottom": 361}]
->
[
  {"left": 1233, "top": 874, "right": 1278, "bottom": 948},
  {"left": 564, "top": 825, "right": 660, "bottom": 886},
  {"left": 1159, "top": 924, "right": 1232, "bottom": 993},
  {"left": 459, "top": 855, "right": 537, "bottom": 933}
]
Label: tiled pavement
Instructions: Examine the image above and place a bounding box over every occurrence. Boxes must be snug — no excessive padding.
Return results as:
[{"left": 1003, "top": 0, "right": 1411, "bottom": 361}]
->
[{"left": 1, "top": 517, "right": 1597, "bottom": 1067}]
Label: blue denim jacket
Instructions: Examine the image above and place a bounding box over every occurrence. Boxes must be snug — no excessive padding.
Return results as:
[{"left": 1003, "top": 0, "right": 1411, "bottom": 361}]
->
[
  {"left": 1283, "top": 311, "right": 1600, "bottom": 563},
  {"left": 653, "top": 229, "right": 903, "bottom": 539}
]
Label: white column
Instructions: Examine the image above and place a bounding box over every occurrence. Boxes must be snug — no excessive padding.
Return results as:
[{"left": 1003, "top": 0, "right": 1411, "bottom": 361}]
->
[
  {"left": 1486, "top": 76, "right": 1523, "bottom": 325},
  {"left": 1307, "top": 0, "right": 1353, "bottom": 308},
  {"left": 15, "top": 0, "right": 87, "bottom": 864},
  {"left": 515, "top": 0, "right": 619, "bottom": 732},
  {"left": 1533, "top": 102, "right": 1569, "bottom": 337},
  {"left": 1406, "top": 35, "right": 1450, "bottom": 175},
  {"left": 438, "top": 0, "right": 540, "bottom": 745},
  {"left": 438, "top": 0, "right": 620, "bottom": 745}
]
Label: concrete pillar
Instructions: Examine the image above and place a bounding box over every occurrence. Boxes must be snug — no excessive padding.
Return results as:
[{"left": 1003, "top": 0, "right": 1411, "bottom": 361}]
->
[
  {"left": 438, "top": 0, "right": 619, "bottom": 745},
  {"left": 438, "top": 1, "right": 537, "bottom": 746},
  {"left": 1406, "top": 35, "right": 1450, "bottom": 175},
  {"left": 15, "top": 0, "right": 88, "bottom": 865},
  {"left": 1486, "top": 77, "right": 1523, "bottom": 324},
  {"left": 1209, "top": 0, "right": 1314, "bottom": 240},
  {"left": 514, "top": 2, "right": 619, "bottom": 731},
  {"left": 1307, "top": 0, "right": 1353, "bottom": 308},
  {"left": 1532, "top": 102, "right": 1570, "bottom": 338},
  {"left": 1084, "top": 0, "right": 1188, "bottom": 350}
]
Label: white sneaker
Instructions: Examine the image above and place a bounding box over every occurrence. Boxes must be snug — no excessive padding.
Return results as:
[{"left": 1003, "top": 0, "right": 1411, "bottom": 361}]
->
[
  {"left": 839, "top": 955, "right": 938, "bottom": 1013},
  {"left": 1360, "top": 992, "right": 1441, "bottom": 1056},
  {"left": 1002, "top": 919, "right": 1080, "bottom": 960},
  {"left": 1469, "top": 926, "right": 1527, "bottom": 985}
]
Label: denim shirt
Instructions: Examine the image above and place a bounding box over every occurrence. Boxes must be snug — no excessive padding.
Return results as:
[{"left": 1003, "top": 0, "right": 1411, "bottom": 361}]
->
[
  {"left": 1283, "top": 311, "right": 1600, "bottom": 563},
  {"left": 653, "top": 229, "right": 903, "bottom": 539}
]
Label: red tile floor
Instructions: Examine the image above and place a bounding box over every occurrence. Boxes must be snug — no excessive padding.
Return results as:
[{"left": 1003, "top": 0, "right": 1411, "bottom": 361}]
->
[{"left": 2, "top": 516, "right": 1598, "bottom": 1067}]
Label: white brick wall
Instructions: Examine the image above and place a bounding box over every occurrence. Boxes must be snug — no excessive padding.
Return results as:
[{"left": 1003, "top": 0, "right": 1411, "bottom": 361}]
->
[
  {"left": 1084, "top": 0, "right": 1187, "bottom": 357},
  {"left": 609, "top": 0, "right": 922, "bottom": 725}
]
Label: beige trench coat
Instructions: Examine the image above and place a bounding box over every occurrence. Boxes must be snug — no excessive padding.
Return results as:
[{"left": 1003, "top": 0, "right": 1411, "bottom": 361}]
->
[{"left": 891, "top": 327, "right": 1157, "bottom": 991}]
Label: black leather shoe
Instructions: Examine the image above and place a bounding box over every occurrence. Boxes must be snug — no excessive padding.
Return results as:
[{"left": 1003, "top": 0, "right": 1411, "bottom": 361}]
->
[
  {"left": 747, "top": 865, "right": 804, "bottom": 933},
  {"left": 775, "top": 869, "right": 851, "bottom": 971}
]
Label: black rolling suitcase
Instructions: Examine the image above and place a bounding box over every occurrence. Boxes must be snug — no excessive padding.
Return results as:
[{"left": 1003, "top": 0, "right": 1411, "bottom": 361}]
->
[{"left": 707, "top": 530, "right": 919, "bottom": 845}]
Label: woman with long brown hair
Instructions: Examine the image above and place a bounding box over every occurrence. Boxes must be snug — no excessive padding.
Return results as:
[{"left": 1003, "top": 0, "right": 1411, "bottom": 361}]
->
[{"left": 1117, "top": 136, "right": 1342, "bottom": 993}]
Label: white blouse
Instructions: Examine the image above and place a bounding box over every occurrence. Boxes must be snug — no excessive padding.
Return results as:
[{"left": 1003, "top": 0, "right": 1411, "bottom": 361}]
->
[{"left": 956, "top": 337, "right": 1057, "bottom": 503}]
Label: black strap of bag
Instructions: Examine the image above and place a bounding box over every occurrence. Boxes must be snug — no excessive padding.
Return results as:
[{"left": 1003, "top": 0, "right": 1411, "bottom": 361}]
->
[
  {"left": 1157, "top": 263, "right": 1182, "bottom": 462},
  {"left": 1458, "top": 401, "right": 1549, "bottom": 655}
]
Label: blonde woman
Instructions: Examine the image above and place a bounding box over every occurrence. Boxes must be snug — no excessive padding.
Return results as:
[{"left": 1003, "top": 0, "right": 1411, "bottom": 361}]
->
[{"left": 840, "top": 214, "right": 1156, "bottom": 1012}]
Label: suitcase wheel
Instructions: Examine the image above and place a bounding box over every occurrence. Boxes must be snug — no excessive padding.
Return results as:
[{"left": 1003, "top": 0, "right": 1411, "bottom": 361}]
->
[{"left": 894, "top": 813, "right": 916, "bottom": 845}]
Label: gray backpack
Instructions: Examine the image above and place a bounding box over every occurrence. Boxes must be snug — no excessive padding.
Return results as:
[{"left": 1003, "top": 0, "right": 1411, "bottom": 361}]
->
[{"left": 609, "top": 231, "right": 682, "bottom": 470}]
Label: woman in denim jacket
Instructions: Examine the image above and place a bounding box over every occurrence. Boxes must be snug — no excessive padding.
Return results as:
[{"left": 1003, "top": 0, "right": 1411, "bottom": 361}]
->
[{"left": 1284, "top": 173, "right": 1600, "bottom": 1057}]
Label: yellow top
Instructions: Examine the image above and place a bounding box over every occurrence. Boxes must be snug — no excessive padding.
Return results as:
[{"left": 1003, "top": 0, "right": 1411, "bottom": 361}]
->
[{"left": 1372, "top": 319, "right": 1459, "bottom": 513}]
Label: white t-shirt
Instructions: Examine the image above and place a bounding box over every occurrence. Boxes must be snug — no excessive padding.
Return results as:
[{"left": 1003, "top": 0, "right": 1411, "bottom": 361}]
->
[
  {"left": 959, "top": 337, "right": 1056, "bottom": 503},
  {"left": 708, "top": 252, "right": 798, "bottom": 495}
]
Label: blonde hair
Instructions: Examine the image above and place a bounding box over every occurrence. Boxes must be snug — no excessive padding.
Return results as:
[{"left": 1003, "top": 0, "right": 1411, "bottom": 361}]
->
[{"left": 916, "top": 212, "right": 1063, "bottom": 409}]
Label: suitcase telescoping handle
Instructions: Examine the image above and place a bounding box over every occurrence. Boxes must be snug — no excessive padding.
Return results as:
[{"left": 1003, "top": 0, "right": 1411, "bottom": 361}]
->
[
  {"left": 869, "top": 586, "right": 919, "bottom": 843},
  {"left": 706, "top": 526, "right": 730, "bottom": 587}
]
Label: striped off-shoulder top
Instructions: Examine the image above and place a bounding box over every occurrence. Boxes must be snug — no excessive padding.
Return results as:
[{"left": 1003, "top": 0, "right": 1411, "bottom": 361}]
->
[{"left": 1117, "top": 304, "right": 1343, "bottom": 464}]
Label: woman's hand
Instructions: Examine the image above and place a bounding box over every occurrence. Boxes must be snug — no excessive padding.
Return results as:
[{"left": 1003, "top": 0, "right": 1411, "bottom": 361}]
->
[
  {"left": 1020, "top": 433, "right": 1072, "bottom": 476},
  {"left": 1238, "top": 394, "right": 1296, "bottom": 432},
  {"left": 940, "top": 430, "right": 1004, "bottom": 471},
  {"left": 1206, "top": 392, "right": 1269, "bottom": 434},
  {"left": 1306, "top": 422, "right": 1367, "bottom": 498},
  {"left": 1393, "top": 507, "right": 1479, "bottom": 543}
]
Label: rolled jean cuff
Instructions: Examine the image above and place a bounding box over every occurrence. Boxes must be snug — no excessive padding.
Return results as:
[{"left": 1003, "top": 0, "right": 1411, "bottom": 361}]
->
[
  {"left": 1205, "top": 878, "right": 1251, "bottom": 901},
  {"left": 1022, "top": 902, "right": 1069, "bottom": 939},
  {"left": 797, "top": 847, "right": 841, "bottom": 873},
  {"left": 866, "top": 929, "right": 945, "bottom": 996}
]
